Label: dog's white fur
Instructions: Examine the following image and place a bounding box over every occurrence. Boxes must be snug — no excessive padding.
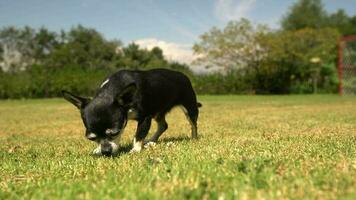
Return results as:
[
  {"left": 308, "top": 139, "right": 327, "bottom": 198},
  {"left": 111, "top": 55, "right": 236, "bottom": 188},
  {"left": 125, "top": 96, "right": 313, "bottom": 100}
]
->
[
  {"left": 87, "top": 132, "right": 97, "bottom": 140},
  {"left": 130, "top": 138, "right": 143, "bottom": 153},
  {"left": 100, "top": 78, "right": 110, "bottom": 88}
]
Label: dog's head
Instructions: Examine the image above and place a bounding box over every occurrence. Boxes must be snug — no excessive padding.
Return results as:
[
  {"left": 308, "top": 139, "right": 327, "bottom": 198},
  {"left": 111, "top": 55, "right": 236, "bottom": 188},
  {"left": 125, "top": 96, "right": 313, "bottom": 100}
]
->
[{"left": 62, "top": 84, "right": 136, "bottom": 156}]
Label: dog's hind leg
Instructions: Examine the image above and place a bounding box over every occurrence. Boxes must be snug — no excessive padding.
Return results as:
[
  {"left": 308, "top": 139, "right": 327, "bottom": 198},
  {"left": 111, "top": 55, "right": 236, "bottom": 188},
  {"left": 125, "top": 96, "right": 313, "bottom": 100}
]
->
[
  {"left": 147, "top": 113, "right": 168, "bottom": 143},
  {"left": 181, "top": 104, "right": 199, "bottom": 139}
]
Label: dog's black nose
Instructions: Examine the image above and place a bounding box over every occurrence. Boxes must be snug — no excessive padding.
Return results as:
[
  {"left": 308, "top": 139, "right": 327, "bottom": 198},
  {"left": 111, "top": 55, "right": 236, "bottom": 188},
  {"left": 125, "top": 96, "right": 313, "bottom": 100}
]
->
[{"left": 101, "top": 144, "right": 113, "bottom": 156}]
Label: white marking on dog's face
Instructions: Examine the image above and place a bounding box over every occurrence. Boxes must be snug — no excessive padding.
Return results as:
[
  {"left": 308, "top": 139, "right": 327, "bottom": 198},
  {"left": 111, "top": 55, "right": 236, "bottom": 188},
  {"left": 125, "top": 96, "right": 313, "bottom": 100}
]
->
[
  {"left": 100, "top": 78, "right": 110, "bottom": 88},
  {"left": 87, "top": 132, "right": 97, "bottom": 140}
]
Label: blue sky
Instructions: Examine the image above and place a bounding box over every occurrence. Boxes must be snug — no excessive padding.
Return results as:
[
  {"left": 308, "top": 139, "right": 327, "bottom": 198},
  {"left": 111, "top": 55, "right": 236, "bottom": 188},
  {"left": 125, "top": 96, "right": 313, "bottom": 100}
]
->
[{"left": 1, "top": 0, "right": 356, "bottom": 64}]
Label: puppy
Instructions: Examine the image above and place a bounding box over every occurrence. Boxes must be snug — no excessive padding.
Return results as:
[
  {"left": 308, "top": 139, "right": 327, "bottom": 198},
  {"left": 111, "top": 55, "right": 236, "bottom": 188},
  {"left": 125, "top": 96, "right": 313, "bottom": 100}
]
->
[{"left": 62, "top": 68, "right": 201, "bottom": 156}]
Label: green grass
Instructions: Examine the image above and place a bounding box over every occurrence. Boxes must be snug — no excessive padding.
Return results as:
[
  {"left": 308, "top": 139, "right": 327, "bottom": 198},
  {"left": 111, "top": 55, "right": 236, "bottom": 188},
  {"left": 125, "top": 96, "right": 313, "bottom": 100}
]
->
[{"left": 0, "top": 95, "right": 355, "bottom": 199}]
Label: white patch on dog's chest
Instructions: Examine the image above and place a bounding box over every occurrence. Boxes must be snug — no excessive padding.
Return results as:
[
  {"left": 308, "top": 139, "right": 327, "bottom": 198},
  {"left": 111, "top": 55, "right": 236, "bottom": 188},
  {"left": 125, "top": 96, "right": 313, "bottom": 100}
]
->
[{"left": 100, "top": 78, "right": 110, "bottom": 88}]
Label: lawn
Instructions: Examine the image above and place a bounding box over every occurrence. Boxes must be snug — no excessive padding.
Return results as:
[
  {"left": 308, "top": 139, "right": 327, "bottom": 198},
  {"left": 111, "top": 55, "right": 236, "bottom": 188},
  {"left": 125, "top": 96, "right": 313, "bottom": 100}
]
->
[{"left": 0, "top": 95, "right": 355, "bottom": 199}]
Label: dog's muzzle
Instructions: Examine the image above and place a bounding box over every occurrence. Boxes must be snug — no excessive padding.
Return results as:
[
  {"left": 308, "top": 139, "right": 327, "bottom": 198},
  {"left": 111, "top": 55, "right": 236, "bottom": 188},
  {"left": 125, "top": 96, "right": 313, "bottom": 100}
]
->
[
  {"left": 92, "top": 141, "right": 119, "bottom": 156},
  {"left": 105, "top": 128, "right": 121, "bottom": 136},
  {"left": 101, "top": 142, "right": 113, "bottom": 156}
]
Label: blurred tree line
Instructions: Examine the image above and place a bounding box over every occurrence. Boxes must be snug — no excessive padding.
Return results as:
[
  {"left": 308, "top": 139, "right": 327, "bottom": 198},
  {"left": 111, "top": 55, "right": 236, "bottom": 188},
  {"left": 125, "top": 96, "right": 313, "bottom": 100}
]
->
[
  {"left": 0, "top": 0, "right": 355, "bottom": 98},
  {"left": 193, "top": 0, "right": 353, "bottom": 94},
  {"left": 0, "top": 25, "right": 191, "bottom": 98}
]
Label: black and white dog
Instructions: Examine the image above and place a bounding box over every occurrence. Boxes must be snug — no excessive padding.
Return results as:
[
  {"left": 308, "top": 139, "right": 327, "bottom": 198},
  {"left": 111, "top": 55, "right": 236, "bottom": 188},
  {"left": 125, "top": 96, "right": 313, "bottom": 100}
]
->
[{"left": 62, "top": 68, "right": 201, "bottom": 156}]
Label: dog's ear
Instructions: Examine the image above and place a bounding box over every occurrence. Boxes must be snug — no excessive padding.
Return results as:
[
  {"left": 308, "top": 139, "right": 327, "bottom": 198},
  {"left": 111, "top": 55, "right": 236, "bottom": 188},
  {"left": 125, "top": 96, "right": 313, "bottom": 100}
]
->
[
  {"left": 62, "top": 90, "right": 91, "bottom": 109},
  {"left": 116, "top": 83, "right": 136, "bottom": 106}
]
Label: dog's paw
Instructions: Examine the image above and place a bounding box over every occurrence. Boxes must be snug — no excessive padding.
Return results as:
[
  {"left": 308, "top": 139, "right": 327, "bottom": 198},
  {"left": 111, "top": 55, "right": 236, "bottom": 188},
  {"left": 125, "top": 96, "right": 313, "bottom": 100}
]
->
[
  {"left": 129, "top": 147, "right": 142, "bottom": 154},
  {"left": 92, "top": 146, "right": 102, "bottom": 156},
  {"left": 130, "top": 139, "right": 143, "bottom": 154}
]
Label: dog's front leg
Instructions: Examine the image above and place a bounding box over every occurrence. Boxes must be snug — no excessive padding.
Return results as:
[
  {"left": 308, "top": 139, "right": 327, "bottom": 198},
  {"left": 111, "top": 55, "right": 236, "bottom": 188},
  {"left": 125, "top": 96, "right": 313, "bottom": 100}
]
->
[{"left": 130, "top": 117, "right": 152, "bottom": 153}]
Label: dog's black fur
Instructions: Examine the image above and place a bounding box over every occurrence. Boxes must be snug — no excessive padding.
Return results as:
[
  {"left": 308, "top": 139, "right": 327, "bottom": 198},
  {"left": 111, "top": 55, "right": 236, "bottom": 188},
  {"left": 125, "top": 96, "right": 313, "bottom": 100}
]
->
[{"left": 62, "top": 68, "right": 201, "bottom": 156}]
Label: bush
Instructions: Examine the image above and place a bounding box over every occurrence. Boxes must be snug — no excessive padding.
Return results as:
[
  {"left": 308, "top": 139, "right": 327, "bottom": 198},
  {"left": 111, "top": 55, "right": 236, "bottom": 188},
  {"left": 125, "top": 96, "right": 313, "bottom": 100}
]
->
[
  {"left": 193, "top": 70, "right": 253, "bottom": 94},
  {"left": 0, "top": 66, "right": 256, "bottom": 98},
  {"left": 0, "top": 65, "right": 110, "bottom": 98}
]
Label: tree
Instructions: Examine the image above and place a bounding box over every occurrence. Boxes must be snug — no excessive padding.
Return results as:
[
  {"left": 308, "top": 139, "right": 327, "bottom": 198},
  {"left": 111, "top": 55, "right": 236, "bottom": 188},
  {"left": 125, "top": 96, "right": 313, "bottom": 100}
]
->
[
  {"left": 281, "top": 0, "right": 327, "bottom": 31},
  {"left": 33, "top": 27, "right": 59, "bottom": 63},
  {"left": 328, "top": 9, "right": 356, "bottom": 36},
  {"left": 282, "top": 0, "right": 356, "bottom": 36},
  {"left": 118, "top": 43, "right": 169, "bottom": 69},
  {"left": 120, "top": 43, "right": 148, "bottom": 69},
  {"left": 193, "top": 18, "right": 269, "bottom": 72},
  {"left": 0, "top": 42, "right": 3, "bottom": 62},
  {"left": 0, "top": 26, "right": 60, "bottom": 72},
  {"left": 151, "top": 47, "right": 164, "bottom": 60},
  {"left": 257, "top": 28, "right": 340, "bottom": 93},
  {"left": 47, "top": 25, "right": 122, "bottom": 70},
  {"left": 0, "top": 26, "right": 35, "bottom": 72}
]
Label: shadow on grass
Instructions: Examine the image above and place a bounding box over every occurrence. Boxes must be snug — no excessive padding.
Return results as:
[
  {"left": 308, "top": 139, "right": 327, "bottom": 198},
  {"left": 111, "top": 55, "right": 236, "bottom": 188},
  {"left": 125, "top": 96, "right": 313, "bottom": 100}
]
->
[
  {"left": 159, "top": 136, "right": 191, "bottom": 143},
  {"left": 111, "top": 135, "right": 192, "bottom": 157},
  {"left": 90, "top": 135, "right": 195, "bottom": 158},
  {"left": 117, "top": 143, "right": 132, "bottom": 155}
]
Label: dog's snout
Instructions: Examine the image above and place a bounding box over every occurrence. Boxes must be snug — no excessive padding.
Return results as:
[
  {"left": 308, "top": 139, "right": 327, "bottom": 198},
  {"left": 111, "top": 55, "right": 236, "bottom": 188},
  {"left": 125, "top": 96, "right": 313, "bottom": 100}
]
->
[
  {"left": 105, "top": 129, "right": 120, "bottom": 136},
  {"left": 101, "top": 143, "right": 113, "bottom": 156},
  {"left": 105, "top": 129, "right": 113, "bottom": 135}
]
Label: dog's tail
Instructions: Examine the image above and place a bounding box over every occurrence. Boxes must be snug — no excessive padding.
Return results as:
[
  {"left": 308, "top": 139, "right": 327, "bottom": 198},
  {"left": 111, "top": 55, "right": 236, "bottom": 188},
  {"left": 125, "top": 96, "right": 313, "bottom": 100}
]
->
[{"left": 197, "top": 102, "right": 202, "bottom": 108}]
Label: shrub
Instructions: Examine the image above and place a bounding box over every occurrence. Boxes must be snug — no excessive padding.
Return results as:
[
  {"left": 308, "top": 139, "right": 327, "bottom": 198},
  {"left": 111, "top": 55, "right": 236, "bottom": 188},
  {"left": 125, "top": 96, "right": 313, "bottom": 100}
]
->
[{"left": 0, "top": 65, "right": 109, "bottom": 98}]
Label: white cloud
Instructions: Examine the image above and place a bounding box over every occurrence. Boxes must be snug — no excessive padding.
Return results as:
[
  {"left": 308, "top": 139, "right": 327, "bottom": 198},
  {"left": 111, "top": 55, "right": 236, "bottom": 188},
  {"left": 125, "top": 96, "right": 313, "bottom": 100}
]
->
[
  {"left": 134, "top": 38, "right": 195, "bottom": 64},
  {"left": 214, "top": 0, "right": 256, "bottom": 22}
]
